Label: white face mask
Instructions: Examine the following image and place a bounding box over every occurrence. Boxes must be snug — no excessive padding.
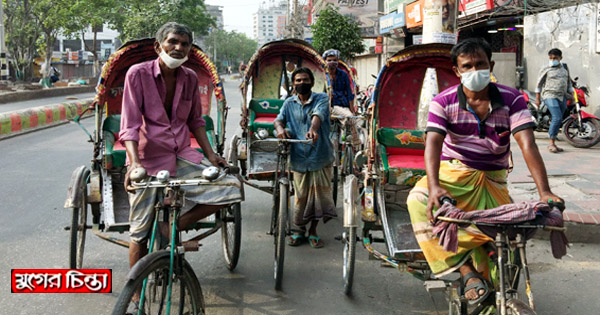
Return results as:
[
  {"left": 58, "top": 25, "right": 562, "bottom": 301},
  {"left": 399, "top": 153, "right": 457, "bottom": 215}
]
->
[
  {"left": 159, "top": 49, "right": 188, "bottom": 69},
  {"left": 549, "top": 60, "right": 560, "bottom": 67},
  {"left": 459, "top": 69, "right": 491, "bottom": 92}
]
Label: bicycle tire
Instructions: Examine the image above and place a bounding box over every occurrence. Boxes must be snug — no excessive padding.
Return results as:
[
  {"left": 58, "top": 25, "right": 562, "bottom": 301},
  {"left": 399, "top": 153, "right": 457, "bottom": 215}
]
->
[
  {"left": 506, "top": 298, "right": 536, "bottom": 315},
  {"left": 69, "top": 179, "right": 87, "bottom": 269},
  {"left": 112, "top": 253, "right": 205, "bottom": 315},
  {"left": 221, "top": 202, "right": 242, "bottom": 271},
  {"left": 342, "top": 227, "right": 356, "bottom": 295},
  {"left": 274, "top": 181, "right": 288, "bottom": 290}
]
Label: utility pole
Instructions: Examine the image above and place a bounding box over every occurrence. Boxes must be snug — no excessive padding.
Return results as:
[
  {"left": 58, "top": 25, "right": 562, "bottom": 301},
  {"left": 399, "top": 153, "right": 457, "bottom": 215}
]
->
[{"left": 0, "top": 0, "right": 8, "bottom": 81}]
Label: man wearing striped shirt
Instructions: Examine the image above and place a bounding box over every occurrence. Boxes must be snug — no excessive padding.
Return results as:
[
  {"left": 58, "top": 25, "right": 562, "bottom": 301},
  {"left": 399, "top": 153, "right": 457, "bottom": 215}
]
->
[{"left": 407, "top": 38, "right": 562, "bottom": 305}]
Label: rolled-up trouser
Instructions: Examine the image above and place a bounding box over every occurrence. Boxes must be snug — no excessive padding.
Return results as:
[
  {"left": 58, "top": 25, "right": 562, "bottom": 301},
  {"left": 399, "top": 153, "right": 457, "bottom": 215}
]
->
[
  {"left": 128, "top": 158, "right": 244, "bottom": 244},
  {"left": 331, "top": 105, "right": 362, "bottom": 148},
  {"left": 545, "top": 97, "right": 567, "bottom": 139}
]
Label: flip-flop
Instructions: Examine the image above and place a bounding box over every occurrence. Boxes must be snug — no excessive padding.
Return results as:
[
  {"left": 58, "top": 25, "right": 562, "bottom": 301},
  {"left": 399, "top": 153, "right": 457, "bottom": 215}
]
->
[
  {"left": 308, "top": 235, "right": 324, "bottom": 248},
  {"left": 286, "top": 233, "right": 305, "bottom": 246},
  {"left": 462, "top": 271, "right": 492, "bottom": 305},
  {"left": 548, "top": 145, "right": 559, "bottom": 153}
]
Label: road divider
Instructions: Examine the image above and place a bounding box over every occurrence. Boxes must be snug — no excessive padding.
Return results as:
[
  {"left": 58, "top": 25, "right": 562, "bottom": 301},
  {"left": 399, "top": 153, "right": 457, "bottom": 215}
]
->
[{"left": 0, "top": 98, "right": 94, "bottom": 139}]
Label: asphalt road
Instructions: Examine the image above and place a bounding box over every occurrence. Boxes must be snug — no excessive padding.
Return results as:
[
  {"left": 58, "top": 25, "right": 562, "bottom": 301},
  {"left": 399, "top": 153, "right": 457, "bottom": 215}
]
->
[
  {"left": 1, "top": 76, "right": 599, "bottom": 314},
  {"left": 0, "top": 92, "right": 96, "bottom": 114}
]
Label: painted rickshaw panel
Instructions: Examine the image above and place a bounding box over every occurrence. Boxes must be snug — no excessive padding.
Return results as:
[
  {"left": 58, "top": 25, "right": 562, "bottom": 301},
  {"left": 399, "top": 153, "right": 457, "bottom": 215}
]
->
[
  {"left": 240, "top": 39, "right": 327, "bottom": 180},
  {"left": 367, "top": 44, "right": 460, "bottom": 258}
]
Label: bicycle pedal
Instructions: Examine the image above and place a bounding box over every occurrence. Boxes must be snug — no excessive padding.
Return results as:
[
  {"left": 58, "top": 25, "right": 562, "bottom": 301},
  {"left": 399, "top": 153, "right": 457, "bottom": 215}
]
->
[
  {"left": 181, "top": 240, "right": 201, "bottom": 252},
  {"left": 334, "top": 234, "right": 342, "bottom": 241}
]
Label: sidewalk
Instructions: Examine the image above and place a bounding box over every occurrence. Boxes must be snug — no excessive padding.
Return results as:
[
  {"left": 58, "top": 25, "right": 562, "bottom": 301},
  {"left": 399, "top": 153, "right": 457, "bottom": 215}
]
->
[{"left": 509, "top": 133, "right": 600, "bottom": 242}]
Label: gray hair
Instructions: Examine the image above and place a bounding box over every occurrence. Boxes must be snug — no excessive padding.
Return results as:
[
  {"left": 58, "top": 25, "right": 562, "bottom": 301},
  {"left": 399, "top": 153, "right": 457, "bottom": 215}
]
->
[{"left": 156, "top": 22, "right": 193, "bottom": 44}]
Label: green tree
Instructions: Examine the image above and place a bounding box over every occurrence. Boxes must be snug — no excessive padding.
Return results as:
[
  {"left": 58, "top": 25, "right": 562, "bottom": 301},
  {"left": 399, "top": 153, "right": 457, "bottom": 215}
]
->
[
  {"left": 204, "top": 30, "right": 257, "bottom": 73},
  {"left": 112, "top": 0, "right": 215, "bottom": 42},
  {"left": 311, "top": 4, "right": 364, "bottom": 60},
  {"left": 3, "top": 0, "right": 40, "bottom": 81},
  {"left": 32, "top": 0, "right": 76, "bottom": 80},
  {"left": 67, "top": 0, "right": 117, "bottom": 76}
]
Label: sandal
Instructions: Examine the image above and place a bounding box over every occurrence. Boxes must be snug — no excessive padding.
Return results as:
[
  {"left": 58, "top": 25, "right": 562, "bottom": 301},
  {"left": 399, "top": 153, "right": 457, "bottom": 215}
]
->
[
  {"left": 308, "top": 235, "right": 324, "bottom": 248},
  {"left": 547, "top": 145, "right": 559, "bottom": 153},
  {"left": 286, "top": 233, "right": 305, "bottom": 246},
  {"left": 462, "top": 272, "right": 492, "bottom": 305}
]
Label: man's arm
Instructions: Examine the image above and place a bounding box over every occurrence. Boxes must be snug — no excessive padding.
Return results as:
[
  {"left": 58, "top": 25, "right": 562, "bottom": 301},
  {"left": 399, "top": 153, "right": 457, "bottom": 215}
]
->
[
  {"left": 192, "top": 126, "right": 225, "bottom": 166},
  {"left": 535, "top": 68, "right": 547, "bottom": 106},
  {"left": 274, "top": 102, "right": 290, "bottom": 139},
  {"left": 513, "top": 128, "right": 562, "bottom": 202},
  {"left": 424, "top": 131, "right": 450, "bottom": 222},
  {"left": 306, "top": 115, "right": 320, "bottom": 143}
]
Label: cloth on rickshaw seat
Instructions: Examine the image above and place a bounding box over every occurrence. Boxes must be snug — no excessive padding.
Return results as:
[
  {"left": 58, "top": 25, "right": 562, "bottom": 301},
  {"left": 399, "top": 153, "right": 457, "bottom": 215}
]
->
[
  {"left": 253, "top": 115, "right": 277, "bottom": 124},
  {"left": 433, "top": 201, "right": 568, "bottom": 258}
]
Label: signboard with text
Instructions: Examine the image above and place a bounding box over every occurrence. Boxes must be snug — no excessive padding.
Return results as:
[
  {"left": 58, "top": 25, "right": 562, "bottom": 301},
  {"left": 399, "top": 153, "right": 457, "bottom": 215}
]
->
[
  {"left": 458, "top": 0, "right": 494, "bottom": 17},
  {"left": 379, "top": 11, "right": 406, "bottom": 34},
  {"left": 406, "top": 0, "right": 425, "bottom": 28},
  {"left": 324, "top": 0, "right": 380, "bottom": 37},
  {"left": 384, "top": 0, "right": 414, "bottom": 13}
]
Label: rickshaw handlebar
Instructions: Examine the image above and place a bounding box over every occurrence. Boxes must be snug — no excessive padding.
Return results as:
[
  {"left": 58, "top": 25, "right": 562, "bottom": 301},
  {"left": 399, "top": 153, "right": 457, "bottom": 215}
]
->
[
  {"left": 331, "top": 115, "right": 367, "bottom": 120},
  {"left": 254, "top": 138, "right": 312, "bottom": 144},
  {"left": 128, "top": 166, "right": 235, "bottom": 190}
]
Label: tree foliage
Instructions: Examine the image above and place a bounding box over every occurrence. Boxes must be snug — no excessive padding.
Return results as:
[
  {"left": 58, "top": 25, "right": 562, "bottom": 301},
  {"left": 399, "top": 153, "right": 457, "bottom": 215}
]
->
[
  {"left": 32, "top": 0, "right": 77, "bottom": 78},
  {"left": 204, "top": 30, "right": 257, "bottom": 72},
  {"left": 3, "top": 0, "right": 40, "bottom": 81},
  {"left": 112, "top": 0, "right": 215, "bottom": 42},
  {"left": 311, "top": 4, "right": 364, "bottom": 60}
]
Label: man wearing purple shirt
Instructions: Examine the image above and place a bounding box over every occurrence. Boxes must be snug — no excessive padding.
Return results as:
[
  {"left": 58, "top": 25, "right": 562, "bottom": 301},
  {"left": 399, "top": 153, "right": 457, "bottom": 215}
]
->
[
  {"left": 407, "top": 38, "right": 562, "bottom": 305},
  {"left": 119, "top": 22, "right": 242, "bottom": 310}
]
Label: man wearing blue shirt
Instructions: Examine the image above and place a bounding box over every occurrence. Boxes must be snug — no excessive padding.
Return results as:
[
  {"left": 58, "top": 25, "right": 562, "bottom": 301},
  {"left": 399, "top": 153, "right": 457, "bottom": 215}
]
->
[
  {"left": 274, "top": 67, "right": 336, "bottom": 248},
  {"left": 323, "top": 49, "right": 361, "bottom": 150}
]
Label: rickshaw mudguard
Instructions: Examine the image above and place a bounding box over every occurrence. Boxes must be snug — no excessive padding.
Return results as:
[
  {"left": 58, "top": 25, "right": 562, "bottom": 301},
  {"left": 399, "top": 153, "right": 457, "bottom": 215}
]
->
[{"left": 64, "top": 165, "right": 91, "bottom": 208}]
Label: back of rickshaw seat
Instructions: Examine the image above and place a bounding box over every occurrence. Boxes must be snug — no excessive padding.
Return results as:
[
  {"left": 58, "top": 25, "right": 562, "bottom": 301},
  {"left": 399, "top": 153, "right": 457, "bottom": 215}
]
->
[
  {"left": 102, "top": 114, "right": 216, "bottom": 169},
  {"left": 377, "top": 128, "right": 426, "bottom": 186},
  {"left": 249, "top": 98, "right": 285, "bottom": 132}
]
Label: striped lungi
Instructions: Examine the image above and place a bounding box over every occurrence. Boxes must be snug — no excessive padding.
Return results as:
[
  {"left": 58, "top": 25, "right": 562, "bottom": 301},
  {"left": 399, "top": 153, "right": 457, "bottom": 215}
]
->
[
  {"left": 129, "top": 158, "right": 243, "bottom": 243},
  {"left": 407, "top": 159, "right": 510, "bottom": 278},
  {"left": 292, "top": 165, "right": 337, "bottom": 228}
]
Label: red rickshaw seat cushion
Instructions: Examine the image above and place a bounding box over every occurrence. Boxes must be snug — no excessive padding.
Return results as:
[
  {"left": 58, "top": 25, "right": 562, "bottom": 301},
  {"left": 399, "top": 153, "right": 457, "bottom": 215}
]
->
[{"left": 386, "top": 147, "right": 425, "bottom": 169}]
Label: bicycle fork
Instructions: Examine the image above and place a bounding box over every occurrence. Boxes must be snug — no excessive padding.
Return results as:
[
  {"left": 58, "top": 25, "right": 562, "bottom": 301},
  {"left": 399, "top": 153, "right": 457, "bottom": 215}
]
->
[{"left": 516, "top": 234, "right": 535, "bottom": 311}]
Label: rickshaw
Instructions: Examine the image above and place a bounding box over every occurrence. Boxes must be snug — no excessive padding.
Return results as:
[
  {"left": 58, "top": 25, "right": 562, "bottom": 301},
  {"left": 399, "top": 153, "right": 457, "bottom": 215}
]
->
[
  {"left": 328, "top": 58, "right": 363, "bottom": 205},
  {"left": 340, "top": 43, "right": 566, "bottom": 314},
  {"left": 228, "top": 39, "right": 327, "bottom": 290},
  {"left": 64, "top": 38, "right": 242, "bottom": 272}
]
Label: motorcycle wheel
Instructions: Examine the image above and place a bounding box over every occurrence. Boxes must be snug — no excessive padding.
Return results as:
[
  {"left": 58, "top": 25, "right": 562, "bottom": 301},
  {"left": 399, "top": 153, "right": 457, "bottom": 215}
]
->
[{"left": 563, "top": 117, "right": 600, "bottom": 148}]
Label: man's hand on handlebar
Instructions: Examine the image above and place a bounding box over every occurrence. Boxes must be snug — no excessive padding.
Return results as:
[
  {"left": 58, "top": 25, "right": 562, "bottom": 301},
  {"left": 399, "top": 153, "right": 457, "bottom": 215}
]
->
[
  {"left": 207, "top": 153, "right": 227, "bottom": 167},
  {"left": 275, "top": 126, "right": 291, "bottom": 139},
  {"left": 427, "top": 185, "right": 452, "bottom": 223},
  {"left": 305, "top": 127, "right": 318, "bottom": 143},
  {"left": 540, "top": 192, "right": 564, "bottom": 208},
  {"left": 125, "top": 161, "right": 144, "bottom": 193}
]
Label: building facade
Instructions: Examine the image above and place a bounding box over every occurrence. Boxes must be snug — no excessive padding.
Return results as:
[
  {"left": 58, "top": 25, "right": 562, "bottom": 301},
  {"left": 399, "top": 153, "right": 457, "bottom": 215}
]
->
[{"left": 254, "top": 1, "right": 288, "bottom": 46}]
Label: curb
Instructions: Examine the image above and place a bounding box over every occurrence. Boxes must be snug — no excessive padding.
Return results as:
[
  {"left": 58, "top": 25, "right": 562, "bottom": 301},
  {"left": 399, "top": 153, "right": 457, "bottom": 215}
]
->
[
  {"left": 534, "top": 221, "right": 600, "bottom": 244},
  {"left": 0, "top": 98, "right": 94, "bottom": 139},
  {"left": 0, "top": 85, "right": 96, "bottom": 104}
]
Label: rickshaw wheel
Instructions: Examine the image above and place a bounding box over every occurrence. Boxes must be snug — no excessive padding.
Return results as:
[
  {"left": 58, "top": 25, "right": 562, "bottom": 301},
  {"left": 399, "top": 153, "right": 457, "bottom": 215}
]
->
[
  {"left": 221, "top": 202, "right": 242, "bottom": 271},
  {"left": 506, "top": 299, "right": 536, "bottom": 314},
  {"left": 112, "top": 253, "right": 205, "bottom": 315},
  {"left": 69, "top": 179, "right": 87, "bottom": 269},
  {"left": 274, "top": 181, "right": 288, "bottom": 290},
  {"left": 342, "top": 226, "right": 356, "bottom": 295}
]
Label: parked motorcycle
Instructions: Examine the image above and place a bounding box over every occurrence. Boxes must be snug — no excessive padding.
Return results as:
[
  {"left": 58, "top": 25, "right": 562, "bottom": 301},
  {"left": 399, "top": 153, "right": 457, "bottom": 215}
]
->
[{"left": 522, "top": 77, "right": 600, "bottom": 148}]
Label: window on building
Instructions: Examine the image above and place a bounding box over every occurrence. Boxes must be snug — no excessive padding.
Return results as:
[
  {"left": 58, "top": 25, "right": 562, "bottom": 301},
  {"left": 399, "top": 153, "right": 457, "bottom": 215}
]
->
[{"left": 63, "top": 39, "right": 82, "bottom": 52}]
